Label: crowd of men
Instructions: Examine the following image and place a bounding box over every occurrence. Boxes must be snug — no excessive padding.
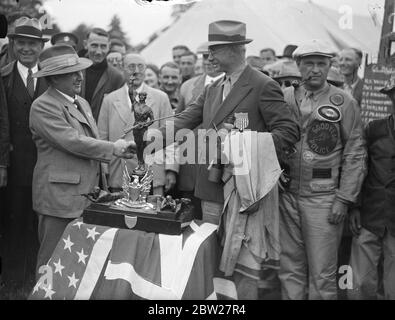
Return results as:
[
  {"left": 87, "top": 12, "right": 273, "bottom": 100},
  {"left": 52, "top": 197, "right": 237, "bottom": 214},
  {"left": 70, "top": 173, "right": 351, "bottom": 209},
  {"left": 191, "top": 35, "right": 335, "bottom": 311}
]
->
[{"left": 0, "top": 14, "right": 394, "bottom": 301}]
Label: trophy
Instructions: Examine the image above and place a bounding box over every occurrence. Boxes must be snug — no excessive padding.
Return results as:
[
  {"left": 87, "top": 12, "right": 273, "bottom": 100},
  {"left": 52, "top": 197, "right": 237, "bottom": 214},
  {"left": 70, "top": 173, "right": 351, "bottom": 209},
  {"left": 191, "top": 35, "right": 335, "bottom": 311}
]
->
[{"left": 132, "top": 92, "right": 154, "bottom": 177}]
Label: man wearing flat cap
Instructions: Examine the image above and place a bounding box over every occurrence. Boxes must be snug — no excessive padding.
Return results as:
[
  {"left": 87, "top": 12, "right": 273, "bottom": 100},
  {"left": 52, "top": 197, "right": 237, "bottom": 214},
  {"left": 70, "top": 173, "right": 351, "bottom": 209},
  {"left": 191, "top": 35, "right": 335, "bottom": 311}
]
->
[
  {"left": 50, "top": 32, "right": 79, "bottom": 50},
  {"left": 0, "top": 16, "right": 49, "bottom": 292},
  {"left": 157, "top": 20, "right": 300, "bottom": 299},
  {"left": 279, "top": 39, "right": 367, "bottom": 300},
  {"left": 347, "top": 77, "right": 395, "bottom": 300},
  {"left": 29, "top": 44, "right": 135, "bottom": 275}
]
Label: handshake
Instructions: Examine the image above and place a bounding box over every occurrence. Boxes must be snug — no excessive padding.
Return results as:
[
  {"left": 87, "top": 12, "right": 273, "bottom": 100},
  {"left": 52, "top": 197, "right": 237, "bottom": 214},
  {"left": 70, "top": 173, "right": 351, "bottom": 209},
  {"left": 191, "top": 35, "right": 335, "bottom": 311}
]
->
[{"left": 113, "top": 139, "right": 137, "bottom": 159}]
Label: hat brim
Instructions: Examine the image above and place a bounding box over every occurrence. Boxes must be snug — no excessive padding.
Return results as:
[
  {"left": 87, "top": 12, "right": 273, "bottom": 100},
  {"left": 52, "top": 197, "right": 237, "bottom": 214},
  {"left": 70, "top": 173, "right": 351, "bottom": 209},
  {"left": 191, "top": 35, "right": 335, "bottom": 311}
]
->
[
  {"left": 379, "top": 87, "right": 395, "bottom": 94},
  {"left": 295, "top": 52, "right": 334, "bottom": 59},
  {"left": 208, "top": 39, "right": 253, "bottom": 47},
  {"left": 8, "top": 33, "right": 49, "bottom": 42},
  {"left": 33, "top": 58, "right": 93, "bottom": 78},
  {"left": 273, "top": 75, "right": 301, "bottom": 80}
]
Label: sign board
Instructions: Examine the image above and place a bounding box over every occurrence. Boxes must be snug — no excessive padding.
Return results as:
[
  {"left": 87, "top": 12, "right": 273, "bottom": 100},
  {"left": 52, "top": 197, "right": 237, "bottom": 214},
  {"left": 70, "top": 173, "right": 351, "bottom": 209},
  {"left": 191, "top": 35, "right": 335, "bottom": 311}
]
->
[{"left": 360, "top": 64, "right": 394, "bottom": 124}]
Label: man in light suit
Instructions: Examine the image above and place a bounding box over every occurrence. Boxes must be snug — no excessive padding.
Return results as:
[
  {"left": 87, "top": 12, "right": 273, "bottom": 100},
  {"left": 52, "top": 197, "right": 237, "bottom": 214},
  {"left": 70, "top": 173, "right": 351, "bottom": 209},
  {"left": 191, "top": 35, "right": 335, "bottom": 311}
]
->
[
  {"left": 98, "top": 53, "right": 178, "bottom": 195},
  {"left": 81, "top": 28, "right": 124, "bottom": 121},
  {"left": 156, "top": 20, "right": 300, "bottom": 299},
  {"left": 30, "top": 45, "right": 135, "bottom": 274}
]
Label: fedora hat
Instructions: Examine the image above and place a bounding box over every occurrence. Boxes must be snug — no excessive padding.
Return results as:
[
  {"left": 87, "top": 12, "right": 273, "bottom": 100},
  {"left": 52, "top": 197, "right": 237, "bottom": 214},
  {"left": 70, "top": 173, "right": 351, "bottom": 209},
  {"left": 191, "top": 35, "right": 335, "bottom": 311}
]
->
[
  {"left": 272, "top": 60, "right": 301, "bottom": 80},
  {"left": 7, "top": 16, "right": 49, "bottom": 42},
  {"left": 207, "top": 20, "right": 252, "bottom": 47},
  {"left": 277, "top": 44, "right": 298, "bottom": 59},
  {"left": 33, "top": 44, "right": 92, "bottom": 78}
]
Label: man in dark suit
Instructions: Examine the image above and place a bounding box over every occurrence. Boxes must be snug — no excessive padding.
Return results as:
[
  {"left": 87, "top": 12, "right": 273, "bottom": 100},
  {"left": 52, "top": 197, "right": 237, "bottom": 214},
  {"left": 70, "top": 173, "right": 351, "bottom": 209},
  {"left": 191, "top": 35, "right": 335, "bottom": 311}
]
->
[
  {"left": 176, "top": 42, "right": 224, "bottom": 219},
  {"left": 157, "top": 20, "right": 300, "bottom": 299},
  {"left": 0, "top": 17, "right": 49, "bottom": 293},
  {"left": 81, "top": 28, "right": 124, "bottom": 121}
]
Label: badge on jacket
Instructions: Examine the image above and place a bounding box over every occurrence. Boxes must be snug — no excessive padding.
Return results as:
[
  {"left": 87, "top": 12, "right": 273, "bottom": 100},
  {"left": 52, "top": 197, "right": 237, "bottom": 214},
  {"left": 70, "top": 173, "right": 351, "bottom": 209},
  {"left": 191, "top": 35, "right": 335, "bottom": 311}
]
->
[
  {"left": 307, "top": 120, "right": 338, "bottom": 155},
  {"left": 234, "top": 112, "right": 249, "bottom": 131},
  {"left": 316, "top": 105, "right": 342, "bottom": 122}
]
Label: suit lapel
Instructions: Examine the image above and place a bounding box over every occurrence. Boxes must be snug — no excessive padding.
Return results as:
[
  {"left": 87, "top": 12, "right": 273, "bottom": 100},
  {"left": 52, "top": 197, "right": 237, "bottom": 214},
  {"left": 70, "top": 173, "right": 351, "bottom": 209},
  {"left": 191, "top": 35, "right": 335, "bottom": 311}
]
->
[
  {"left": 79, "top": 99, "right": 100, "bottom": 138},
  {"left": 34, "top": 77, "right": 48, "bottom": 99},
  {"left": 92, "top": 68, "right": 108, "bottom": 101},
  {"left": 49, "top": 88, "right": 91, "bottom": 127},
  {"left": 11, "top": 65, "right": 33, "bottom": 105},
  {"left": 210, "top": 66, "right": 252, "bottom": 127},
  {"left": 114, "top": 85, "right": 133, "bottom": 126}
]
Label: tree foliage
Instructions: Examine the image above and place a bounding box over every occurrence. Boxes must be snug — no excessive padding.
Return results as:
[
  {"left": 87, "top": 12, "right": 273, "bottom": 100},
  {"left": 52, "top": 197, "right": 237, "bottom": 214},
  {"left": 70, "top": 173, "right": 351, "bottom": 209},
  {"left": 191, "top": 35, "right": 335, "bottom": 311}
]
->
[{"left": 108, "top": 14, "right": 130, "bottom": 50}]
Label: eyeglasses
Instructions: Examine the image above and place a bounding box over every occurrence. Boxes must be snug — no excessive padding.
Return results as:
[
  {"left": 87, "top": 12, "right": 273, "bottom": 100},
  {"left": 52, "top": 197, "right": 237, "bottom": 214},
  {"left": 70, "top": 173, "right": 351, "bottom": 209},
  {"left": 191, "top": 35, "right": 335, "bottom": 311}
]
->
[
  {"left": 208, "top": 46, "right": 228, "bottom": 56},
  {"left": 126, "top": 63, "right": 146, "bottom": 72}
]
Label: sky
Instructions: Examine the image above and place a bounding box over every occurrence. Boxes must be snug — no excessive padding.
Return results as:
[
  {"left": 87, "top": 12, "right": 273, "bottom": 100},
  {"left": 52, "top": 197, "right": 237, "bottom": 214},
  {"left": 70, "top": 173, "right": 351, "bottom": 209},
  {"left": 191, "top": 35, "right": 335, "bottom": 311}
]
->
[{"left": 42, "top": 0, "right": 385, "bottom": 46}]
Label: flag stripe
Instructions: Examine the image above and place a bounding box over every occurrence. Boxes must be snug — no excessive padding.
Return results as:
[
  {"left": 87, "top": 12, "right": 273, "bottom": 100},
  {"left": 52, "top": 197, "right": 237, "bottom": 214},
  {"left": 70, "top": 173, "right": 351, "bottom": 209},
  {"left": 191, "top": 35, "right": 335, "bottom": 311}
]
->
[
  {"left": 159, "top": 233, "right": 182, "bottom": 289},
  {"left": 104, "top": 261, "right": 178, "bottom": 299},
  {"left": 171, "top": 222, "right": 218, "bottom": 298},
  {"left": 213, "top": 277, "right": 238, "bottom": 300},
  {"left": 206, "top": 291, "right": 217, "bottom": 300},
  {"left": 74, "top": 228, "right": 118, "bottom": 300}
]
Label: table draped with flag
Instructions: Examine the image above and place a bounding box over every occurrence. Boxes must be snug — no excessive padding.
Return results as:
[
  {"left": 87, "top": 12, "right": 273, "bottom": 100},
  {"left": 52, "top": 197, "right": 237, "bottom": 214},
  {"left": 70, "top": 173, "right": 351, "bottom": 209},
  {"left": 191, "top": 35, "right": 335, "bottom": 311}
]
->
[{"left": 29, "top": 219, "right": 237, "bottom": 300}]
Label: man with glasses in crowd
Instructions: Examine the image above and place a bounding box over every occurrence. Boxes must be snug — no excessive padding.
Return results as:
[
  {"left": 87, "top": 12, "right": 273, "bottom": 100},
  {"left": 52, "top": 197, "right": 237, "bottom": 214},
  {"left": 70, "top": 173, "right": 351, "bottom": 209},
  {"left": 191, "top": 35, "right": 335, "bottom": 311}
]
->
[{"left": 98, "top": 53, "right": 178, "bottom": 196}]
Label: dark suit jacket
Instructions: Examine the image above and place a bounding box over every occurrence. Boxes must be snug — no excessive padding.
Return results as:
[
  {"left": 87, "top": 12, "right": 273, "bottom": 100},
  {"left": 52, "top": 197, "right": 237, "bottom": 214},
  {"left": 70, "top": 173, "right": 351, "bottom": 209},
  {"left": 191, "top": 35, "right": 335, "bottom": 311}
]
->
[
  {"left": 81, "top": 63, "right": 124, "bottom": 121},
  {"left": 176, "top": 74, "right": 207, "bottom": 191},
  {"left": 1, "top": 61, "right": 48, "bottom": 186},
  {"left": 163, "top": 65, "right": 300, "bottom": 203},
  {"left": 0, "top": 76, "right": 9, "bottom": 167}
]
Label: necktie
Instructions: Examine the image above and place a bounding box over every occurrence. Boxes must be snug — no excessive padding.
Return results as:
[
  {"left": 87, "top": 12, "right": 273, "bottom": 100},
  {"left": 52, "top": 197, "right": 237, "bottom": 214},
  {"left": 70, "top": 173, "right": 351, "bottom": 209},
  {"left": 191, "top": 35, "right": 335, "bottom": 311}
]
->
[
  {"left": 222, "top": 76, "right": 231, "bottom": 100},
  {"left": 129, "top": 91, "right": 138, "bottom": 111},
  {"left": 27, "top": 68, "right": 34, "bottom": 99}
]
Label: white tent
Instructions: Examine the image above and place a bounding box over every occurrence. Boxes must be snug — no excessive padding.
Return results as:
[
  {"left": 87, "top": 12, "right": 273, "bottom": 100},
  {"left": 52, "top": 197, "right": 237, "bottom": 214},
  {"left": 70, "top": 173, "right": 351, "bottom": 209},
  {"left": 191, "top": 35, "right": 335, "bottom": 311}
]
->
[{"left": 141, "top": 0, "right": 381, "bottom": 66}]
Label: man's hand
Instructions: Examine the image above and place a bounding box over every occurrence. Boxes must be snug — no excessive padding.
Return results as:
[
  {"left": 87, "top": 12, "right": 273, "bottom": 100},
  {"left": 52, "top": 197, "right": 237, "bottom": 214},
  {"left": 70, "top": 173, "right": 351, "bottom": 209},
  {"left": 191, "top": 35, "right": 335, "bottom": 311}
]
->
[
  {"left": 349, "top": 208, "right": 362, "bottom": 237},
  {"left": 113, "top": 139, "right": 136, "bottom": 158},
  {"left": 328, "top": 199, "right": 348, "bottom": 225},
  {"left": 165, "top": 171, "right": 177, "bottom": 193},
  {"left": 0, "top": 167, "right": 7, "bottom": 188}
]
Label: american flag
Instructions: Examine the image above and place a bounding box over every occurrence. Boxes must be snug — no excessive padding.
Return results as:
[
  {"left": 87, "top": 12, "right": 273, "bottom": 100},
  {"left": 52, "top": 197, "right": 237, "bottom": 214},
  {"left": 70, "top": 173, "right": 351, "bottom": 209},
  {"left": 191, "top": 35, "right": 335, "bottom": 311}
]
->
[{"left": 29, "top": 219, "right": 237, "bottom": 300}]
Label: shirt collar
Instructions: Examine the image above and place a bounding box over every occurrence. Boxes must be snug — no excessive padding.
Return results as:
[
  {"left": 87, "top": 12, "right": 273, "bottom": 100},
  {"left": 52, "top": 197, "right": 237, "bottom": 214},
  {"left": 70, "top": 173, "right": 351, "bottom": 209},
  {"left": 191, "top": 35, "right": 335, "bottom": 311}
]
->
[
  {"left": 55, "top": 89, "right": 77, "bottom": 105},
  {"left": 205, "top": 73, "right": 224, "bottom": 86},
  {"left": 17, "top": 61, "right": 38, "bottom": 78},
  {"left": 223, "top": 63, "right": 246, "bottom": 87},
  {"left": 135, "top": 83, "right": 144, "bottom": 94},
  {"left": 305, "top": 82, "right": 330, "bottom": 101}
]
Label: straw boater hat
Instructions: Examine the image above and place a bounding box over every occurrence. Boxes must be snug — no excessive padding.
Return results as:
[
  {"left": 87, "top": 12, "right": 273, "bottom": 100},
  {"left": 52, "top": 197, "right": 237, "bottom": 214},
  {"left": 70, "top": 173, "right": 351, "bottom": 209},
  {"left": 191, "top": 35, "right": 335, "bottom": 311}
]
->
[
  {"left": 207, "top": 20, "right": 253, "bottom": 47},
  {"left": 32, "top": 44, "right": 92, "bottom": 78},
  {"left": 7, "top": 16, "right": 49, "bottom": 42}
]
